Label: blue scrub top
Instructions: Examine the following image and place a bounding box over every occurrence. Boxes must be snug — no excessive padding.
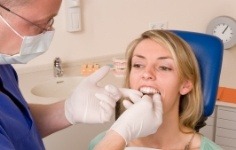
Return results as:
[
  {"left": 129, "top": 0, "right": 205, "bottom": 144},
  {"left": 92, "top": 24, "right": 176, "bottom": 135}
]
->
[{"left": 0, "top": 65, "right": 45, "bottom": 150}]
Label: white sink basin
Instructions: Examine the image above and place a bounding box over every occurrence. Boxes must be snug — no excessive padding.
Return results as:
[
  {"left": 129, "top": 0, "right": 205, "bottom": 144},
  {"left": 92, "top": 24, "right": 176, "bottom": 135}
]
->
[{"left": 31, "top": 76, "right": 85, "bottom": 99}]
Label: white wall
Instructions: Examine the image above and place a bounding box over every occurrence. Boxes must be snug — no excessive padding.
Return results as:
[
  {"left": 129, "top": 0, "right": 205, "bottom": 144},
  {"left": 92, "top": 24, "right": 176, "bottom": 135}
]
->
[{"left": 14, "top": 0, "right": 236, "bottom": 88}]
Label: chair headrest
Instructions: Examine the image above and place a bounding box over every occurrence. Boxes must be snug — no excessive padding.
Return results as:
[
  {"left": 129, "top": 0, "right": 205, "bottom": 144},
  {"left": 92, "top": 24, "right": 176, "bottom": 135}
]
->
[{"left": 171, "top": 30, "right": 223, "bottom": 116}]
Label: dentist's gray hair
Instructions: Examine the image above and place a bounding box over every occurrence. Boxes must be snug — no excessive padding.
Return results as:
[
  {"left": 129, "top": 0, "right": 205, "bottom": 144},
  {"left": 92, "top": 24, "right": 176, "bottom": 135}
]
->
[{"left": 0, "top": 0, "right": 31, "bottom": 7}]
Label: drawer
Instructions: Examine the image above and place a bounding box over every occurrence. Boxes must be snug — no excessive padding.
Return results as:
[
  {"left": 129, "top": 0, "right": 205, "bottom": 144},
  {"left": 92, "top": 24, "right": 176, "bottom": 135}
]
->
[
  {"left": 216, "top": 127, "right": 236, "bottom": 138},
  {"left": 216, "top": 118, "right": 236, "bottom": 130},
  {"left": 220, "top": 145, "right": 236, "bottom": 150},
  {"left": 215, "top": 136, "right": 236, "bottom": 148},
  {"left": 217, "top": 107, "right": 236, "bottom": 122},
  {"left": 218, "top": 106, "right": 236, "bottom": 113}
]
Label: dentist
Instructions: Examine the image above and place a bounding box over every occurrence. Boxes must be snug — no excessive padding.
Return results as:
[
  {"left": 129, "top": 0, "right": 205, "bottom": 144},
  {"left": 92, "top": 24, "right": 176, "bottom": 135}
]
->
[{"left": 0, "top": 0, "right": 162, "bottom": 149}]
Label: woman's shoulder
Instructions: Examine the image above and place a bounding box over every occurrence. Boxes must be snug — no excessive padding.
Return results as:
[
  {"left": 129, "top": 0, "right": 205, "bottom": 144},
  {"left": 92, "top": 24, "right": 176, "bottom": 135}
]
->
[
  {"left": 88, "top": 131, "right": 106, "bottom": 150},
  {"left": 200, "top": 136, "right": 223, "bottom": 150}
]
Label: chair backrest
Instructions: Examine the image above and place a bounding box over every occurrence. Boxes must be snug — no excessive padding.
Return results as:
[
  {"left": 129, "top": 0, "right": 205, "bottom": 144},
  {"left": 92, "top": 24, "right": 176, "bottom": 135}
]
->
[{"left": 171, "top": 30, "right": 223, "bottom": 117}]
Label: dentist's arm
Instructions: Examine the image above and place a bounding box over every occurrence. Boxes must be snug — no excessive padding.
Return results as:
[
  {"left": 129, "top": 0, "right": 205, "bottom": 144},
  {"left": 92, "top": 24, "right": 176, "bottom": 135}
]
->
[
  {"left": 95, "top": 94, "right": 163, "bottom": 150},
  {"left": 29, "top": 101, "right": 70, "bottom": 137}
]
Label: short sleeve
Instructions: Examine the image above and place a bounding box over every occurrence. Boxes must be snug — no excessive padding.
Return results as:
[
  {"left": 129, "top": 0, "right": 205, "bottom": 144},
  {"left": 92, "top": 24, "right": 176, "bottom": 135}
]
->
[
  {"left": 200, "top": 136, "right": 223, "bottom": 150},
  {"left": 88, "top": 131, "right": 106, "bottom": 150}
]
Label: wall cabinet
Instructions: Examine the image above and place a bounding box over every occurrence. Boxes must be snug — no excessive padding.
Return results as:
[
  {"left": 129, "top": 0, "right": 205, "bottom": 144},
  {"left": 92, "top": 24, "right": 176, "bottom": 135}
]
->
[{"left": 200, "top": 105, "right": 236, "bottom": 150}]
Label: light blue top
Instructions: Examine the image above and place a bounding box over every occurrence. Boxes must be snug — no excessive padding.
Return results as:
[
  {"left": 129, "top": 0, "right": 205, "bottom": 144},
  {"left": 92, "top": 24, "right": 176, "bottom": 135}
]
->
[{"left": 88, "top": 132, "right": 222, "bottom": 150}]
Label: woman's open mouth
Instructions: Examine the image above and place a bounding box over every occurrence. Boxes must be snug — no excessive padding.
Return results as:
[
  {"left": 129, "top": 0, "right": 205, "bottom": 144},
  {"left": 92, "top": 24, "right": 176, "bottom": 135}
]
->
[{"left": 139, "top": 87, "right": 160, "bottom": 95}]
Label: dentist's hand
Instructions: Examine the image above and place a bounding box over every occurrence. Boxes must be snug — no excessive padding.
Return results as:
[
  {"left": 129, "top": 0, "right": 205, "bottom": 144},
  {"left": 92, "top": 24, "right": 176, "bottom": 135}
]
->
[
  {"left": 64, "top": 66, "right": 142, "bottom": 124},
  {"left": 95, "top": 85, "right": 143, "bottom": 108},
  {"left": 65, "top": 66, "right": 118, "bottom": 124},
  {"left": 94, "top": 85, "right": 143, "bottom": 119},
  {"left": 110, "top": 93, "right": 163, "bottom": 144}
]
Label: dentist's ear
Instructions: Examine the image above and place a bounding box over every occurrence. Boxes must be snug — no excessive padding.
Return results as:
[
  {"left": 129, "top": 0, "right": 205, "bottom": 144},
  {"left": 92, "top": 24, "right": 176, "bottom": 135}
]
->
[{"left": 180, "top": 80, "right": 193, "bottom": 95}]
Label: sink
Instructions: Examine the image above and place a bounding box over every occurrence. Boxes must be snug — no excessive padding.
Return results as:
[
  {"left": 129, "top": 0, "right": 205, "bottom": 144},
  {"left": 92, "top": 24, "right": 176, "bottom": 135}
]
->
[
  {"left": 31, "top": 71, "right": 125, "bottom": 100},
  {"left": 31, "top": 76, "right": 85, "bottom": 99}
]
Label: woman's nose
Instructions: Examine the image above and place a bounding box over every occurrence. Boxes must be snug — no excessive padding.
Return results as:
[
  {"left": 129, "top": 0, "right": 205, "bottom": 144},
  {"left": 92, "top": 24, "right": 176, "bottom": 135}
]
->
[{"left": 142, "top": 68, "right": 155, "bottom": 80}]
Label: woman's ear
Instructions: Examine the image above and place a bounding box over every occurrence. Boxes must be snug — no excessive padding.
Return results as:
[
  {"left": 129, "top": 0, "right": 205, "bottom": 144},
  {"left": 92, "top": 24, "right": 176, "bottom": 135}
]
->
[{"left": 179, "top": 80, "right": 193, "bottom": 95}]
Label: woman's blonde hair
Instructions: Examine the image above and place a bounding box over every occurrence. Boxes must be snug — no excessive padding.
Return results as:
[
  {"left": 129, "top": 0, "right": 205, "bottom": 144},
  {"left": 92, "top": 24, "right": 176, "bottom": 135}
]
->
[{"left": 116, "top": 30, "right": 203, "bottom": 131}]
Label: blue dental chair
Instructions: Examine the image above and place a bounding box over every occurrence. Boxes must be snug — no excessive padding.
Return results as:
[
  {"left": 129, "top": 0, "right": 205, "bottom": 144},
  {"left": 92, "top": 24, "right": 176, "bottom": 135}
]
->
[{"left": 171, "top": 30, "right": 223, "bottom": 130}]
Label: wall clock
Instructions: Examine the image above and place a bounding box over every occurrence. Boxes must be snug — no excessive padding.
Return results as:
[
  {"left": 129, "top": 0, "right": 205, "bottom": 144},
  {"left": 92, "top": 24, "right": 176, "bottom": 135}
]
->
[{"left": 206, "top": 16, "right": 236, "bottom": 49}]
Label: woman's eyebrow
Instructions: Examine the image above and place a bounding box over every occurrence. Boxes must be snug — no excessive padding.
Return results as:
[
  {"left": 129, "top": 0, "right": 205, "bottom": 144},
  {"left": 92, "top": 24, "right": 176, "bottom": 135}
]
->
[
  {"left": 133, "top": 54, "right": 173, "bottom": 60},
  {"left": 132, "top": 54, "right": 145, "bottom": 59},
  {"left": 157, "top": 56, "right": 173, "bottom": 60}
]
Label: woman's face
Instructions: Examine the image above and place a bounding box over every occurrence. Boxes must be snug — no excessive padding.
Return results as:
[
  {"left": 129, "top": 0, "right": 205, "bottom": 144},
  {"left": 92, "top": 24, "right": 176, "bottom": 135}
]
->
[{"left": 129, "top": 39, "right": 191, "bottom": 114}]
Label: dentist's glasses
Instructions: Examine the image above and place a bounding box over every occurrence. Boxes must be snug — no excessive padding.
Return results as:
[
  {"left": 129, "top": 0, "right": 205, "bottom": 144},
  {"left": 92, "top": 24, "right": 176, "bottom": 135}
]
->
[{"left": 0, "top": 4, "right": 54, "bottom": 34}]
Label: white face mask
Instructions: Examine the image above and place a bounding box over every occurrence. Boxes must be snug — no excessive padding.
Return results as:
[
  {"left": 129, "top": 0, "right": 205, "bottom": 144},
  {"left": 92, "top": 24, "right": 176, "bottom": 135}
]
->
[{"left": 0, "top": 15, "right": 55, "bottom": 64}]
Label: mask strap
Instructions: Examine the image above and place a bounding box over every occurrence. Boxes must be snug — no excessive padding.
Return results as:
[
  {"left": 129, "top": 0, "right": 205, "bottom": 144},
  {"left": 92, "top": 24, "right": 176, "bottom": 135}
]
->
[{"left": 0, "top": 14, "right": 23, "bottom": 39}]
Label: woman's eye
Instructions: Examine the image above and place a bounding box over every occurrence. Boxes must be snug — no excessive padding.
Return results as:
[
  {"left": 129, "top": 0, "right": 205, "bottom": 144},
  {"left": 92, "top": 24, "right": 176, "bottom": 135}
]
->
[
  {"left": 132, "top": 63, "right": 143, "bottom": 68},
  {"left": 158, "top": 66, "right": 172, "bottom": 71}
]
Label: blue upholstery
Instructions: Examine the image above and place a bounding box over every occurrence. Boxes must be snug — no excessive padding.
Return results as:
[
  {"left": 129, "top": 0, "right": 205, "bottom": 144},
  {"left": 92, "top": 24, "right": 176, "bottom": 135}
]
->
[{"left": 171, "top": 30, "right": 223, "bottom": 117}]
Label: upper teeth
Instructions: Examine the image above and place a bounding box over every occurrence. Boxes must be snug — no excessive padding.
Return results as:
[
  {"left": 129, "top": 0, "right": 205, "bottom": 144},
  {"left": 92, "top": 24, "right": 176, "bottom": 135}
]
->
[{"left": 140, "top": 87, "right": 159, "bottom": 95}]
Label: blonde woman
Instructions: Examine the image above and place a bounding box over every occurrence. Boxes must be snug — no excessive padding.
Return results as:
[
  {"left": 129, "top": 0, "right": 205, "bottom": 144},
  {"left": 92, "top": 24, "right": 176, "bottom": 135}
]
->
[{"left": 91, "top": 30, "right": 222, "bottom": 150}]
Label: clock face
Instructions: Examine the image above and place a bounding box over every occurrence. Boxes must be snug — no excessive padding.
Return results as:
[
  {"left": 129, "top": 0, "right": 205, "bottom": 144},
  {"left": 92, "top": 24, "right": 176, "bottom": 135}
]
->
[
  {"left": 206, "top": 16, "right": 236, "bottom": 49},
  {"left": 213, "top": 24, "right": 233, "bottom": 43}
]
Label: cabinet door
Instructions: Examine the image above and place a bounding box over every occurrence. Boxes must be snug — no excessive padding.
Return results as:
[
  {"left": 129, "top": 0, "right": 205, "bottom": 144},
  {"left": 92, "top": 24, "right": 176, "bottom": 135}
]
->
[
  {"left": 215, "top": 136, "right": 236, "bottom": 149},
  {"left": 215, "top": 106, "right": 236, "bottom": 149},
  {"left": 217, "top": 106, "right": 236, "bottom": 122},
  {"left": 220, "top": 145, "right": 236, "bottom": 150}
]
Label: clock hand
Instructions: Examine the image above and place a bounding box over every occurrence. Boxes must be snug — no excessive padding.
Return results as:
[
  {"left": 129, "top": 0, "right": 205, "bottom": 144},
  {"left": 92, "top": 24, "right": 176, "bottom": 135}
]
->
[{"left": 222, "top": 25, "right": 229, "bottom": 34}]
